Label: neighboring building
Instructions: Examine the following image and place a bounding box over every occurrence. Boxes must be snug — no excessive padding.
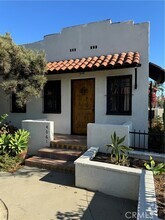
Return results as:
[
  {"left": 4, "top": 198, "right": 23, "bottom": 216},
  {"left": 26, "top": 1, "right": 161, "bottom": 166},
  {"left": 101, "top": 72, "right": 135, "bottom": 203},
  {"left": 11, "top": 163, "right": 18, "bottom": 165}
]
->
[{"left": 0, "top": 20, "right": 149, "bottom": 135}]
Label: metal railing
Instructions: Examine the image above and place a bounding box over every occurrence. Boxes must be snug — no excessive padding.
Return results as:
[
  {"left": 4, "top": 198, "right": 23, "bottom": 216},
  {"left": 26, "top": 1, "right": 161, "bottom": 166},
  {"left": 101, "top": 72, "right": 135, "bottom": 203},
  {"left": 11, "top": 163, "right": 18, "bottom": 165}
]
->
[{"left": 129, "top": 130, "right": 165, "bottom": 153}]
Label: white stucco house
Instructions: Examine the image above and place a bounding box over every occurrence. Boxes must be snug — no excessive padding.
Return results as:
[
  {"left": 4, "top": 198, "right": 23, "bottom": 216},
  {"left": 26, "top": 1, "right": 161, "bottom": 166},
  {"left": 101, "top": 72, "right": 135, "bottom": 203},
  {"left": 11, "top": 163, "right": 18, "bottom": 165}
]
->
[{"left": 0, "top": 19, "right": 149, "bottom": 137}]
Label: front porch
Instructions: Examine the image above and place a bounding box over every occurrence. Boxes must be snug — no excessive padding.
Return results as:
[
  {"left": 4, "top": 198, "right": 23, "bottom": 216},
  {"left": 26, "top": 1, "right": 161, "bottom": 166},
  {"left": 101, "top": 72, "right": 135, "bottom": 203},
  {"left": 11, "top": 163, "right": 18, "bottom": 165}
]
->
[{"left": 23, "top": 119, "right": 133, "bottom": 172}]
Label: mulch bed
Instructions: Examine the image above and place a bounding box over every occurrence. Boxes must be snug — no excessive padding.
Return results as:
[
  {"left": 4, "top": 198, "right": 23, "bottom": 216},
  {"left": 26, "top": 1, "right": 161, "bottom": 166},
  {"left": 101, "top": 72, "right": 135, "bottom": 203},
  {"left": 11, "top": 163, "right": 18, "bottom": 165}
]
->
[
  {"left": 154, "top": 173, "right": 165, "bottom": 219},
  {"left": 92, "top": 152, "right": 165, "bottom": 219}
]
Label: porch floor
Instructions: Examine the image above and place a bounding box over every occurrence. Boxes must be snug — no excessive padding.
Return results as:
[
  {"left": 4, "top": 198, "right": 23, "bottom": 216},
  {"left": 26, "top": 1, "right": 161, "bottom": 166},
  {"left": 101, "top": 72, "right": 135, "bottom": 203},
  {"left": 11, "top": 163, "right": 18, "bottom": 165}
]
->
[{"left": 53, "top": 133, "right": 87, "bottom": 146}]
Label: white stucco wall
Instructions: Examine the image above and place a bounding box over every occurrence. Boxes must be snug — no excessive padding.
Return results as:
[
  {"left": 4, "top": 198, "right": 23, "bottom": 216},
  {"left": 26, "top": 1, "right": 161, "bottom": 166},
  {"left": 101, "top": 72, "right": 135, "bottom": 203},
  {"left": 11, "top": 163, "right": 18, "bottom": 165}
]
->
[
  {"left": 0, "top": 20, "right": 149, "bottom": 135},
  {"left": 24, "top": 20, "right": 149, "bottom": 63},
  {"left": 22, "top": 119, "right": 54, "bottom": 155},
  {"left": 87, "top": 122, "right": 132, "bottom": 152},
  {"left": 0, "top": 67, "right": 148, "bottom": 134}
]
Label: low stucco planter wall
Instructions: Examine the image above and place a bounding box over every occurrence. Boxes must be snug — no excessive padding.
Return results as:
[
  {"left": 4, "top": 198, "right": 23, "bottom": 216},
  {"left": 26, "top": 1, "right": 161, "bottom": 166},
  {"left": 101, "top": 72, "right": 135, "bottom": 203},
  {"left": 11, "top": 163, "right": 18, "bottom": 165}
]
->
[
  {"left": 75, "top": 147, "right": 158, "bottom": 219},
  {"left": 22, "top": 119, "right": 54, "bottom": 155},
  {"left": 137, "top": 170, "right": 158, "bottom": 220},
  {"left": 75, "top": 147, "right": 140, "bottom": 201}
]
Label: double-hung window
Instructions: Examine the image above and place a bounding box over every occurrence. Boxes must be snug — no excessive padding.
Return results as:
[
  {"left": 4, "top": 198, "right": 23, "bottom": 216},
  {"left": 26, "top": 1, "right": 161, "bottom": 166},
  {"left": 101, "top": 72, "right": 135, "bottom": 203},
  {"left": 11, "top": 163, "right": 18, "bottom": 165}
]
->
[
  {"left": 107, "top": 75, "right": 132, "bottom": 115},
  {"left": 43, "top": 80, "right": 61, "bottom": 113}
]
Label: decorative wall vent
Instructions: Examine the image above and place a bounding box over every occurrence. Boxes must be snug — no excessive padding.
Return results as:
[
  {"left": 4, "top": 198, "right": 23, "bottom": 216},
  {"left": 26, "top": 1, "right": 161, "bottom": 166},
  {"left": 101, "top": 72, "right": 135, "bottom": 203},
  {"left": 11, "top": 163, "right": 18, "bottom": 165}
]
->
[
  {"left": 90, "top": 45, "right": 97, "bottom": 49},
  {"left": 70, "top": 48, "right": 76, "bottom": 52}
]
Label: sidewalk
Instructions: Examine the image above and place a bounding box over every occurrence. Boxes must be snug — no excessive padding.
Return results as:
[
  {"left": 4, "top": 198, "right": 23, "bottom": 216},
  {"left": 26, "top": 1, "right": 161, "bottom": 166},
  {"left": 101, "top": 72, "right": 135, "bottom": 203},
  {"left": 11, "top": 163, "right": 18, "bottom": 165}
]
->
[
  {"left": 0, "top": 198, "right": 8, "bottom": 220},
  {"left": 0, "top": 166, "right": 137, "bottom": 220}
]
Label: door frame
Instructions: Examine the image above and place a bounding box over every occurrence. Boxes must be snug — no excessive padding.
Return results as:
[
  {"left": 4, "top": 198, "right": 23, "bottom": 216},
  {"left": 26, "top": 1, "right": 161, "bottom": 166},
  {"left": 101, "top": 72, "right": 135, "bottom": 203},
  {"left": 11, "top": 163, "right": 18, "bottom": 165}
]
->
[{"left": 71, "top": 78, "right": 95, "bottom": 135}]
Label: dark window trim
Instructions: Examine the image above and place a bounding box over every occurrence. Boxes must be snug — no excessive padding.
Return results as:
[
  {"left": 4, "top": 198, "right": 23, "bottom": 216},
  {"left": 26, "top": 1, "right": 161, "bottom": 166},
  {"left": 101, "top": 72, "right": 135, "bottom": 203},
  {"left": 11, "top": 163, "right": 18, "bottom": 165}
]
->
[
  {"left": 43, "top": 80, "right": 61, "bottom": 114},
  {"left": 11, "top": 93, "right": 26, "bottom": 113},
  {"left": 106, "top": 75, "right": 132, "bottom": 115}
]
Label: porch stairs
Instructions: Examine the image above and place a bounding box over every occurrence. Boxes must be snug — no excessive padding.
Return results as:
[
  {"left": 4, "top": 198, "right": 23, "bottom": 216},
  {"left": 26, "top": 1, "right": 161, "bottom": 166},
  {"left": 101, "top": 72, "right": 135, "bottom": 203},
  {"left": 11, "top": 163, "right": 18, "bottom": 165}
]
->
[{"left": 25, "top": 135, "right": 87, "bottom": 174}]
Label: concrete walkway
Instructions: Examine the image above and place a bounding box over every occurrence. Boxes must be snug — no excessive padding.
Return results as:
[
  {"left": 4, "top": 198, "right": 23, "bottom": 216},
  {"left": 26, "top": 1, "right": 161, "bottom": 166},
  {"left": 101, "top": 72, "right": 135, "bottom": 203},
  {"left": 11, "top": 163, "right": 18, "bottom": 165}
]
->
[
  {"left": 0, "top": 166, "right": 137, "bottom": 220},
  {"left": 0, "top": 198, "right": 8, "bottom": 220}
]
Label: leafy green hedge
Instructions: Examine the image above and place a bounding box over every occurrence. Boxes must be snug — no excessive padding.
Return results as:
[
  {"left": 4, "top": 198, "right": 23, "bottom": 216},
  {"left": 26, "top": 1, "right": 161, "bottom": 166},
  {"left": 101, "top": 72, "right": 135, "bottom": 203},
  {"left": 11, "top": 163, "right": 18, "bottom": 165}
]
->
[
  {"left": 0, "top": 129, "right": 30, "bottom": 156},
  {"left": 0, "top": 114, "right": 30, "bottom": 156}
]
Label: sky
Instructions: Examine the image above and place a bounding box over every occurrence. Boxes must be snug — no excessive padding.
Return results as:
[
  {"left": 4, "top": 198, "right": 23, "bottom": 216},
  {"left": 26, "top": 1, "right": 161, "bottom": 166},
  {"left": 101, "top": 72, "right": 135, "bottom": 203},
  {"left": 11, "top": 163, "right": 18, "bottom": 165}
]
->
[{"left": 0, "top": 0, "right": 165, "bottom": 69}]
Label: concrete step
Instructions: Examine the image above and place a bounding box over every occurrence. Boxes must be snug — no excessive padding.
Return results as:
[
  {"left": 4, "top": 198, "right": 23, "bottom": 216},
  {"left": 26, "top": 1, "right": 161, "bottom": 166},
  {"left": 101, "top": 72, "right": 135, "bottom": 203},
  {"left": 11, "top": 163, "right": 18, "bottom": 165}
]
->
[
  {"left": 25, "top": 156, "right": 75, "bottom": 173},
  {"left": 50, "top": 141, "right": 87, "bottom": 151},
  {"left": 38, "top": 147, "right": 83, "bottom": 161}
]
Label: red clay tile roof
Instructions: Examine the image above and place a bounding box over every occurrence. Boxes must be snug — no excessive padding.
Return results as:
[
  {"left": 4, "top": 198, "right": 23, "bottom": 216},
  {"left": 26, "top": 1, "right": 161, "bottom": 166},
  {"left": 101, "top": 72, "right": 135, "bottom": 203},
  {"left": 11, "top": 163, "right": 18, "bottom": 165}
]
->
[{"left": 47, "top": 51, "right": 140, "bottom": 73}]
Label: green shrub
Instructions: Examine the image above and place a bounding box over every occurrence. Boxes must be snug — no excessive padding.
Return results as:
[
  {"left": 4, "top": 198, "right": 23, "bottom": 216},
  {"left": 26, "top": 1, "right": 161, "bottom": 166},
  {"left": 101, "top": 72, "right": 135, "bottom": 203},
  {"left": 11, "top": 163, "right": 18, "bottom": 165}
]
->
[
  {"left": 0, "top": 114, "right": 8, "bottom": 124},
  {"left": 0, "top": 114, "right": 8, "bottom": 134},
  {"left": 106, "top": 132, "right": 133, "bottom": 164},
  {"left": 0, "top": 129, "right": 30, "bottom": 156},
  {"left": 149, "top": 116, "right": 165, "bottom": 152},
  {"left": 144, "top": 156, "right": 165, "bottom": 175},
  {"left": 0, "top": 133, "right": 12, "bottom": 155},
  {"left": 8, "top": 129, "right": 30, "bottom": 156},
  {"left": 150, "top": 116, "right": 164, "bottom": 133}
]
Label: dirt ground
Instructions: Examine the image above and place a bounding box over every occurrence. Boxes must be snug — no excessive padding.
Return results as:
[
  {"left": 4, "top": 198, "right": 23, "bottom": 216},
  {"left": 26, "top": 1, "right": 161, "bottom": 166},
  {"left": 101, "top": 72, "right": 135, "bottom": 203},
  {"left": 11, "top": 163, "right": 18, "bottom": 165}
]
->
[{"left": 154, "top": 173, "right": 165, "bottom": 219}]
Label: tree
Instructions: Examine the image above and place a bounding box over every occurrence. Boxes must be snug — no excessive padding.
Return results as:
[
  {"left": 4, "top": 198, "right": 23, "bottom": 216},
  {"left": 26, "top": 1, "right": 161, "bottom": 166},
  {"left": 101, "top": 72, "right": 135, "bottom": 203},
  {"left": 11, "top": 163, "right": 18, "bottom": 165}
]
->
[
  {"left": 149, "top": 81, "right": 165, "bottom": 108},
  {"left": 0, "top": 33, "right": 47, "bottom": 107}
]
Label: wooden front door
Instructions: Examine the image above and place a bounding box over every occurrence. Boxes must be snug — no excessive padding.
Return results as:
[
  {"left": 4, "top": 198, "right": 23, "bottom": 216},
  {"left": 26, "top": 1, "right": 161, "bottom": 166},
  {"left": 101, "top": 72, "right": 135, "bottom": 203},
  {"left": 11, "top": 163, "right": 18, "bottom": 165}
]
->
[{"left": 71, "top": 79, "right": 95, "bottom": 135}]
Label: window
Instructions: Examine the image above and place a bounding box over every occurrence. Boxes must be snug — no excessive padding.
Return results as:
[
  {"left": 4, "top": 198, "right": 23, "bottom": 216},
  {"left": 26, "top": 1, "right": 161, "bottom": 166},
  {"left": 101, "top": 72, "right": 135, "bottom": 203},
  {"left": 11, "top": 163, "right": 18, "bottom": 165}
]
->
[
  {"left": 107, "top": 75, "right": 132, "bottom": 115},
  {"left": 43, "top": 80, "right": 61, "bottom": 113},
  {"left": 11, "top": 93, "right": 26, "bottom": 113}
]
